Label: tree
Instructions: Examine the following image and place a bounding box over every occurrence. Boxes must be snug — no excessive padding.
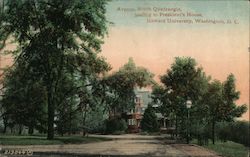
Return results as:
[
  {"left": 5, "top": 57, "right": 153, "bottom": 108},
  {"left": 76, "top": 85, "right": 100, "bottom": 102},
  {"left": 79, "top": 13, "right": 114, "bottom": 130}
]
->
[
  {"left": 55, "top": 76, "right": 80, "bottom": 136},
  {"left": 204, "top": 80, "right": 223, "bottom": 144},
  {"left": 0, "top": 0, "right": 109, "bottom": 139},
  {"left": 104, "top": 58, "right": 155, "bottom": 115},
  {"left": 85, "top": 104, "right": 108, "bottom": 134},
  {"left": 105, "top": 118, "right": 127, "bottom": 134},
  {"left": 141, "top": 105, "right": 159, "bottom": 132},
  {"left": 204, "top": 75, "right": 247, "bottom": 144},
  {"left": 222, "top": 74, "right": 247, "bottom": 120},
  {"left": 1, "top": 62, "right": 47, "bottom": 135},
  {"left": 156, "top": 57, "right": 209, "bottom": 138}
]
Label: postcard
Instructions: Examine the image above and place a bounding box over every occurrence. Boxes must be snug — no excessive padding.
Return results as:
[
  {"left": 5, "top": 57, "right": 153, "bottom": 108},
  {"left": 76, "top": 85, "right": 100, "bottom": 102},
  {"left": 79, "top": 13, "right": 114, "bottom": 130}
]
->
[{"left": 0, "top": 0, "right": 249, "bottom": 157}]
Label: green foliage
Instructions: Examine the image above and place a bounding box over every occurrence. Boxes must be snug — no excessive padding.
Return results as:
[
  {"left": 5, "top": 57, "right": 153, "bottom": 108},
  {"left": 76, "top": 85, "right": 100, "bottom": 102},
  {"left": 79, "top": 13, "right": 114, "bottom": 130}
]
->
[
  {"left": 152, "top": 57, "right": 247, "bottom": 145},
  {"left": 217, "top": 122, "right": 231, "bottom": 143},
  {"left": 105, "top": 118, "right": 127, "bottom": 134},
  {"left": 56, "top": 96, "right": 82, "bottom": 136},
  {"left": 217, "top": 121, "right": 249, "bottom": 147},
  {"left": 151, "top": 85, "right": 172, "bottom": 116},
  {"left": 191, "top": 123, "right": 210, "bottom": 146},
  {"left": 222, "top": 74, "right": 247, "bottom": 120},
  {"left": 104, "top": 58, "right": 154, "bottom": 113},
  {"left": 204, "top": 80, "right": 224, "bottom": 120},
  {"left": 203, "top": 75, "right": 247, "bottom": 144},
  {"left": 141, "top": 105, "right": 159, "bottom": 132},
  {"left": 160, "top": 57, "right": 208, "bottom": 102},
  {"left": 85, "top": 105, "right": 108, "bottom": 134},
  {"left": 1, "top": 63, "right": 47, "bottom": 134},
  {"left": 158, "top": 57, "right": 209, "bottom": 120},
  {"left": 204, "top": 75, "right": 245, "bottom": 122},
  {"left": 0, "top": 0, "right": 110, "bottom": 139},
  {"left": 153, "top": 57, "right": 209, "bottom": 139}
]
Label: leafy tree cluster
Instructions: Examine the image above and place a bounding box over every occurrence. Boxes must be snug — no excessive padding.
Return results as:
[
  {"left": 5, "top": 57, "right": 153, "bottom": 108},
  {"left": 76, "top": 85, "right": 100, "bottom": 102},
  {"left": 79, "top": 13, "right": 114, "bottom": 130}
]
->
[
  {"left": 152, "top": 57, "right": 247, "bottom": 144},
  {"left": 217, "top": 121, "right": 249, "bottom": 147},
  {"left": 0, "top": 0, "right": 247, "bottom": 144},
  {"left": 85, "top": 104, "right": 108, "bottom": 134},
  {"left": 98, "top": 58, "right": 155, "bottom": 133},
  {"left": 1, "top": 62, "right": 47, "bottom": 134},
  {"left": 102, "top": 58, "right": 155, "bottom": 115},
  {"left": 0, "top": 0, "right": 110, "bottom": 139},
  {"left": 105, "top": 118, "right": 127, "bottom": 134}
]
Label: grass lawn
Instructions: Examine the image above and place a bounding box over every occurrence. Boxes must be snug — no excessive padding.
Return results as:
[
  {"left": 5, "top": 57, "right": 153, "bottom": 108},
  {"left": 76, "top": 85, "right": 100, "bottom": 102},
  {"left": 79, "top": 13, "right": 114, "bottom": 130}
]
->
[
  {"left": 193, "top": 140, "right": 249, "bottom": 157},
  {"left": 0, "top": 135, "right": 110, "bottom": 145}
]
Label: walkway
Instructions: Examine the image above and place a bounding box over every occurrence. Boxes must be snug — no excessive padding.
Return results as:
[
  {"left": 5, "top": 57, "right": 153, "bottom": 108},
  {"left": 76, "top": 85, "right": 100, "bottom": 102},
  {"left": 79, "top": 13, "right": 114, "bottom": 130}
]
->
[{"left": 1, "top": 134, "right": 221, "bottom": 157}]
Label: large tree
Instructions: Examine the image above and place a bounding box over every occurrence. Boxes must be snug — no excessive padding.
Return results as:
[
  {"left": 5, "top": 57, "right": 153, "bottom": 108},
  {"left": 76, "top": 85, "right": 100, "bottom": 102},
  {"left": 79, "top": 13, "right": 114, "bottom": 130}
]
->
[
  {"left": 103, "top": 58, "right": 155, "bottom": 115},
  {"left": 1, "top": 61, "right": 47, "bottom": 135},
  {"left": 222, "top": 74, "right": 247, "bottom": 120},
  {"left": 204, "top": 80, "right": 223, "bottom": 144},
  {"left": 204, "top": 75, "right": 247, "bottom": 144},
  {"left": 155, "top": 57, "right": 209, "bottom": 139},
  {"left": 0, "top": 0, "right": 109, "bottom": 139}
]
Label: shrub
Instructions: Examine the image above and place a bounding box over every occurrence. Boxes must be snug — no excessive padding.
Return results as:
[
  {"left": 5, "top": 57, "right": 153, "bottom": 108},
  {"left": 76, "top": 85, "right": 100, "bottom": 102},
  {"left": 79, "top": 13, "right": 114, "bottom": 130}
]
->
[
  {"left": 217, "top": 121, "right": 249, "bottom": 147},
  {"left": 217, "top": 122, "right": 231, "bottom": 142},
  {"left": 141, "top": 105, "right": 159, "bottom": 132},
  {"left": 85, "top": 105, "right": 109, "bottom": 134},
  {"left": 105, "top": 118, "right": 127, "bottom": 134}
]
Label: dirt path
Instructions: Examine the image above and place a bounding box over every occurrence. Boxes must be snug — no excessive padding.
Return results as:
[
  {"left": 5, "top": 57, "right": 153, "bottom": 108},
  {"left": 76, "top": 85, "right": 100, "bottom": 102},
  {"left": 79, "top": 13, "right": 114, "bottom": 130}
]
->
[{"left": 1, "top": 134, "right": 221, "bottom": 157}]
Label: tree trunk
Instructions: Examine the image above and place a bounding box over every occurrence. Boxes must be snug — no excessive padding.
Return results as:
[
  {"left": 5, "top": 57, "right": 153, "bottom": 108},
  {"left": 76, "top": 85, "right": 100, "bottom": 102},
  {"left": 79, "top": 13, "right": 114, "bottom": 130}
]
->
[
  {"left": 3, "top": 118, "right": 7, "bottom": 133},
  {"left": 28, "top": 126, "right": 34, "bottom": 135},
  {"left": 69, "top": 102, "right": 72, "bottom": 135},
  {"left": 47, "top": 89, "right": 55, "bottom": 140},
  {"left": 212, "top": 120, "right": 215, "bottom": 144},
  {"left": 186, "top": 110, "right": 189, "bottom": 144},
  {"left": 10, "top": 126, "right": 13, "bottom": 134},
  {"left": 175, "top": 115, "right": 178, "bottom": 138},
  {"left": 18, "top": 124, "right": 22, "bottom": 135},
  {"left": 3, "top": 125, "right": 7, "bottom": 133},
  {"left": 82, "top": 104, "right": 87, "bottom": 137}
]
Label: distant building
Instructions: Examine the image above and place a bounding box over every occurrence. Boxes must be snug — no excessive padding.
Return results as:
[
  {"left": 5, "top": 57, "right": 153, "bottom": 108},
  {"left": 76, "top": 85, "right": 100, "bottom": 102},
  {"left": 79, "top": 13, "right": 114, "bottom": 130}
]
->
[
  {"left": 122, "top": 88, "right": 169, "bottom": 133},
  {"left": 124, "top": 88, "right": 151, "bottom": 133}
]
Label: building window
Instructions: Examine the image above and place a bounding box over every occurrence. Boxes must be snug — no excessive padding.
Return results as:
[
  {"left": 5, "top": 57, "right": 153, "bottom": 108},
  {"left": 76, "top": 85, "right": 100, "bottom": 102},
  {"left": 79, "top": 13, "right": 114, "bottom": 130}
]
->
[
  {"left": 135, "top": 96, "right": 141, "bottom": 103},
  {"left": 136, "top": 107, "right": 142, "bottom": 113},
  {"left": 128, "top": 119, "right": 136, "bottom": 125},
  {"left": 142, "top": 108, "right": 145, "bottom": 113}
]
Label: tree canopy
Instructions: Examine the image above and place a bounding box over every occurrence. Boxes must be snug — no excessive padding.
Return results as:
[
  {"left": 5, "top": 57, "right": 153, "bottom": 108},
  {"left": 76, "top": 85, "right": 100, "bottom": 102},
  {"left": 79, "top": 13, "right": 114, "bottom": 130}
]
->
[
  {"left": 103, "top": 58, "right": 155, "bottom": 113},
  {"left": 0, "top": 0, "right": 110, "bottom": 139},
  {"left": 152, "top": 57, "right": 247, "bottom": 144}
]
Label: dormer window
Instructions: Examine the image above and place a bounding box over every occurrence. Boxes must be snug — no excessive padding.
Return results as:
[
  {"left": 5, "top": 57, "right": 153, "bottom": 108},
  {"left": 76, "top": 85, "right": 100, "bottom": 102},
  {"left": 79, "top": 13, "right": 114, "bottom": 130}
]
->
[{"left": 135, "top": 96, "right": 141, "bottom": 103}]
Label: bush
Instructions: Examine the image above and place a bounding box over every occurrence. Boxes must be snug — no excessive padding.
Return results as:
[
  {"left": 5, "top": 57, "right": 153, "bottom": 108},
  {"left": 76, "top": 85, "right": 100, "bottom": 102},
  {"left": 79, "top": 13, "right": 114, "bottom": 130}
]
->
[
  {"left": 217, "top": 121, "right": 249, "bottom": 147},
  {"left": 141, "top": 105, "right": 159, "bottom": 132},
  {"left": 196, "top": 125, "right": 210, "bottom": 145},
  {"left": 85, "top": 106, "right": 109, "bottom": 134},
  {"left": 105, "top": 118, "right": 127, "bottom": 134},
  {"left": 217, "top": 122, "right": 231, "bottom": 142}
]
